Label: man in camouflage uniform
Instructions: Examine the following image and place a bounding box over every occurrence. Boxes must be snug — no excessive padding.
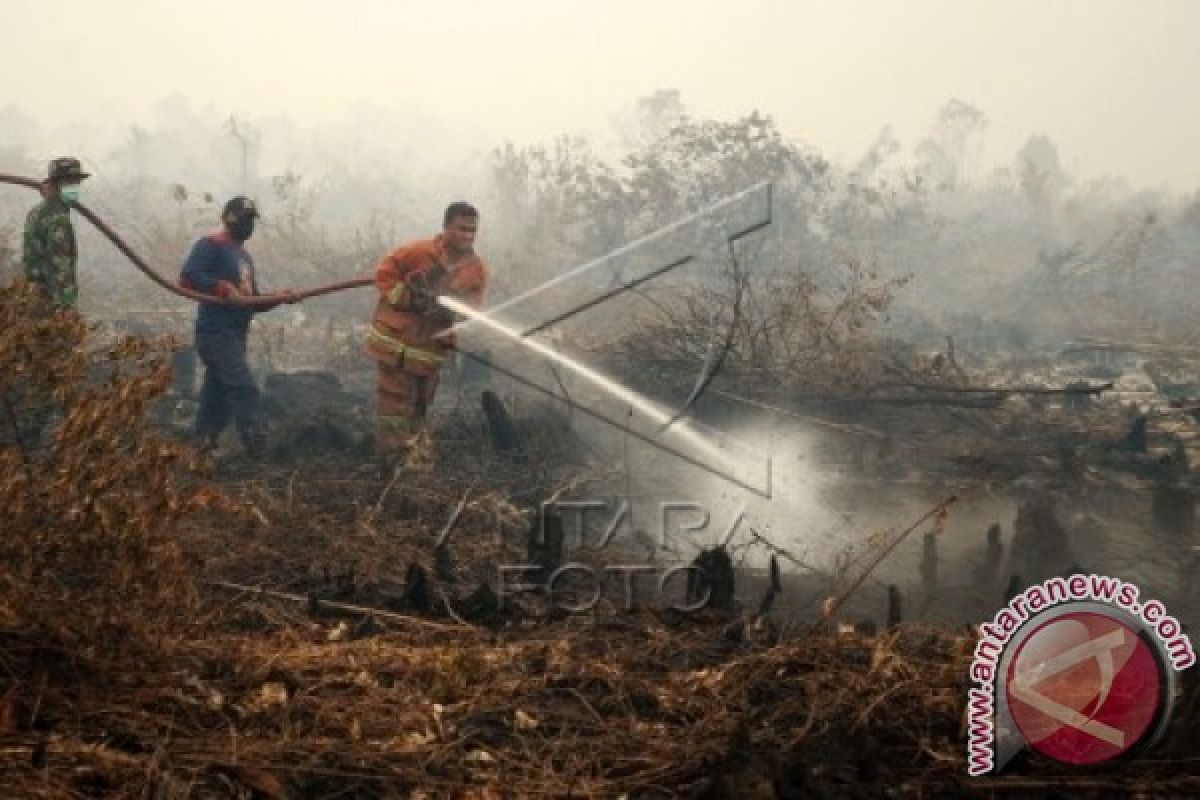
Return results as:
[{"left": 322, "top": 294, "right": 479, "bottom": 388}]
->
[
  {"left": 22, "top": 157, "right": 89, "bottom": 310},
  {"left": 7, "top": 158, "right": 90, "bottom": 448}
]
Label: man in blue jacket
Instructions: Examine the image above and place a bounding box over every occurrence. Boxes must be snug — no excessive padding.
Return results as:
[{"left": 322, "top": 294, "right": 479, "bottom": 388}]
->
[{"left": 179, "top": 196, "right": 298, "bottom": 456}]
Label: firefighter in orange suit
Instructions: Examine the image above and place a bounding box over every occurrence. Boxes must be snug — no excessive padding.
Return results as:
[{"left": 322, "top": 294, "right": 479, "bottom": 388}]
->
[{"left": 366, "top": 202, "right": 486, "bottom": 457}]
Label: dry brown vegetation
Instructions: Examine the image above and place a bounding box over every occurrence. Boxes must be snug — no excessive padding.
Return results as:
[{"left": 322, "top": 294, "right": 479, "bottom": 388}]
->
[
  {"left": 0, "top": 282, "right": 1197, "bottom": 799},
  {"left": 0, "top": 282, "right": 239, "bottom": 646}
]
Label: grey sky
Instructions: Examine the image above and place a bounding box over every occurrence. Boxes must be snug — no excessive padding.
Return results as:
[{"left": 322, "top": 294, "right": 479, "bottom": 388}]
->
[{"left": 3, "top": 0, "right": 1198, "bottom": 189}]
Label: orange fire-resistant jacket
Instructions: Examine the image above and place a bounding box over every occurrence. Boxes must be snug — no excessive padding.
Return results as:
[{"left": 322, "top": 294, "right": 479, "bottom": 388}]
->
[{"left": 366, "top": 234, "right": 487, "bottom": 376}]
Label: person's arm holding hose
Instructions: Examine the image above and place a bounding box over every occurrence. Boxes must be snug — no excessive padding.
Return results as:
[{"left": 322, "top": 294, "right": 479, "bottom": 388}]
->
[{"left": 180, "top": 237, "right": 239, "bottom": 299}]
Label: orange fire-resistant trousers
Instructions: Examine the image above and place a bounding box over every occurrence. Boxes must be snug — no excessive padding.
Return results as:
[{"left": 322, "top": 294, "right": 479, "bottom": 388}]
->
[{"left": 375, "top": 363, "right": 441, "bottom": 454}]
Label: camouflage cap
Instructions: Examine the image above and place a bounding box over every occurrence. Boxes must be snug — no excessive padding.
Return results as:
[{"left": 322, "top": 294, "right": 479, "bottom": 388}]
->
[
  {"left": 221, "top": 195, "right": 260, "bottom": 220},
  {"left": 46, "top": 157, "right": 90, "bottom": 183}
]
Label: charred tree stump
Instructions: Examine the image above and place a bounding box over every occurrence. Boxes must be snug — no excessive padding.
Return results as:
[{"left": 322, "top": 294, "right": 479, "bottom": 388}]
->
[
  {"left": 458, "top": 582, "right": 504, "bottom": 627},
  {"left": 756, "top": 555, "right": 781, "bottom": 616},
  {"left": 1185, "top": 549, "right": 1200, "bottom": 604},
  {"left": 886, "top": 585, "right": 903, "bottom": 629},
  {"left": 1170, "top": 437, "right": 1191, "bottom": 474},
  {"left": 687, "top": 547, "right": 736, "bottom": 612},
  {"left": 527, "top": 507, "right": 564, "bottom": 582},
  {"left": 1004, "top": 574, "right": 1023, "bottom": 605},
  {"left": 974, "top": 523, "right": 1005, "bottom": 590},
  {"left": 352, "top": 615, "right": 386, "bottom": 639},
  {"left": 482, "top": 390, "right": 521, "bottom": 452},
  {"left": 1152, "top": 483, "right": 1195, "bottom": 540},
  {"left": 1010, "top": 494, "right": 1073, "bottom": 585},
  {"left": 434, "top": 543, "right": 456, "bottom": 583},
  {"left": 1064, "top": 380, "right": 1094, "bottom": 412},
  {"left": 401, "top": 563, "right": 432, "bottom": 614},
  {"left": 986, "top": 523, "right": 1004, "bottom": 574},
  {"left": 1120, "top": 415, "right": 1149, "bottom": 453}
]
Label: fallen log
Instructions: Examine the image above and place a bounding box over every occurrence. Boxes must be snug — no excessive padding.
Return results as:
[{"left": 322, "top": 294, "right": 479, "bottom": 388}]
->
[
  {"left": 205, "top": 580, "right": 471, "bottom": 631},
  {"left": 867, "top": 393, "right": 1007, "bottom": 409},
  {"left": 713, "top": 390, "right": 887, "bottom": 437},
  {"left": 878, "top": 381, "right": 1113, "bottom": 395}
]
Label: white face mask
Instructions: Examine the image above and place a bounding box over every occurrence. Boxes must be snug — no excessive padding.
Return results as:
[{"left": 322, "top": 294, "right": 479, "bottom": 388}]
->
[{"left": 59, "top": 185, "right": 81, "bottom": 205}]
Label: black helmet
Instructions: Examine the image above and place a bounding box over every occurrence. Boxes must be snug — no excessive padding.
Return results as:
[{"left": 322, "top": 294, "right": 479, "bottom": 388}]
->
[{"left": 46, "top": 157, "right": 90, "bottom": 183}]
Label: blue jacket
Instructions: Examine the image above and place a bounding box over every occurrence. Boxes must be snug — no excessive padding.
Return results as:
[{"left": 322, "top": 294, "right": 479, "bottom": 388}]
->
[{"left": 179, "top": 231, "right": 269, "bottom": 336}]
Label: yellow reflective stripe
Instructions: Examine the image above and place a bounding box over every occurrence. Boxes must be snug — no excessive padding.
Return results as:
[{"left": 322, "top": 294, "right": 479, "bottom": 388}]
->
[
  {"left": 377, "top": 415, "right": 413, "bottom": 430},
  {"left": 386, "top": 282, "right": 408, "bottom": 307},
  {"left": 367, "top": 324, "right": 445, "bottom": 365}
]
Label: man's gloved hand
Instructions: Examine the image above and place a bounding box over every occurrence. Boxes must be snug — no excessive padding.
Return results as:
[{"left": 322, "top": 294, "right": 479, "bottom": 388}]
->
[
  {"left": 429, "top": 305, "right": 455, "bottom": 330},
  {"left": 405, "top": 277, "right": 436, "bottom": 313}
]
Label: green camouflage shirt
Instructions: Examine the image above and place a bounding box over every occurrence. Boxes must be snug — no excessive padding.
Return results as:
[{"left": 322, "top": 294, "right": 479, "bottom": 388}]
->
[{"left": 22, "top": 196, "right": 78, "bottom": 309}]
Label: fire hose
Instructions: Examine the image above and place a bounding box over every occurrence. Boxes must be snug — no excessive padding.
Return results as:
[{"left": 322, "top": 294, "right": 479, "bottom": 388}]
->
[
  {"left": 5, "top": 172, "right": 777, "bottom": 492},
  {"left": 1, "top": 173, "right": 372, "bottom": 306}
]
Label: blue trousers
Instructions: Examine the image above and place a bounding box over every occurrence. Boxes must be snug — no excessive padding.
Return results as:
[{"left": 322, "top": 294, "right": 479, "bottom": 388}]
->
[{"left": 193, "top": 330, "right": 266, "bottom": 453}]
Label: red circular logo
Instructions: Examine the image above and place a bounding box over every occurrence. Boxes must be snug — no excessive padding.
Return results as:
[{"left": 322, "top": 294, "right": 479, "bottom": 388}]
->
[{"left": 1005, "top": 611, "right": 1163, "bottom": 765}]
